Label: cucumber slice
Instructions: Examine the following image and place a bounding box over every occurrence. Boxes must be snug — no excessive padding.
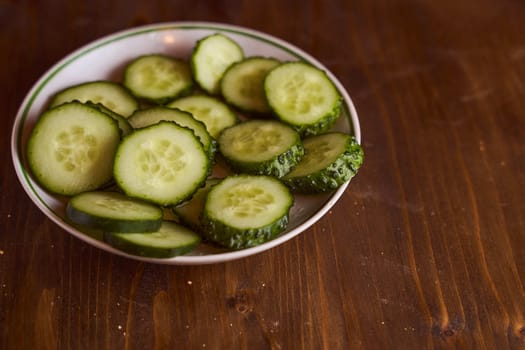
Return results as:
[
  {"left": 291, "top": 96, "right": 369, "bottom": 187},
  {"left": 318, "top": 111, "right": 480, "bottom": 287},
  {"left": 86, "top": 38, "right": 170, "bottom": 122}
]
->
[
  {"left": 218, "top": 120, "right": 304, "bottom": 178},
  {"left": 167, "top": 95, "right": 238, "bottom": 138},
  {"left": 172, "top": 178, "right": 221, "bottom": 232},
  {"left": 201, "top": 175, "right": 294, "bottom": 249},
  {"left": 128, "top": 106, "right": 216, "bottom": 162},
  {"left": 282, "top": 133, "right": 364, "bottom": 193},
  {"left": 113, "top": 121, "right": 209, "bottom": 206},
  {"left": 84, "top": 101, "right": 133, "bottom": 137},
  {"left": 66, "top": 191, "right": 163, "bottom": 232},
  {"left": 123, "top": 54, "right": 193, "bottom": 104},
  {"left": 50, "top": 81, "right": 138, "bottom": 117},
  {"left": 220, "top": 57, "right": 280, "bottom": 114},
  {"left": 104, "top": 221, "right": 201, "bottom": 258},
  {"left": 264, "top": 62, "right": 342, "bottom": 136},
  {"left": 191, "top": 33, "right": 244, "bottom": 95},
  {"left": 27, "top": 101, "right": 121, "bottom": 195}
]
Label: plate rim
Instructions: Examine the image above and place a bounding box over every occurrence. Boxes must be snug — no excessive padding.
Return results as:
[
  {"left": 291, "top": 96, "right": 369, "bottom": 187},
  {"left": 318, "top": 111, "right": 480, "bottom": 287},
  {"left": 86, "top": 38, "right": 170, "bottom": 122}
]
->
[{"left": 10, "top": 21, "right": 361, "bottom": 265}]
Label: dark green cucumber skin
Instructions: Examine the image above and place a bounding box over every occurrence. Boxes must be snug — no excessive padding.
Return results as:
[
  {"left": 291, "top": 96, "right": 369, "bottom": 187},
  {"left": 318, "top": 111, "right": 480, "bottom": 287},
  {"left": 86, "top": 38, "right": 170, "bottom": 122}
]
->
[
  {"left": 66, "top": 200, "right": 162, "bottom": 233},
  {"left": 201, "top": 211, "right": 290, "bottom": 250},
  {"left": 103, "top": 231, "right": 200, "bottom": 258},
  {"left": 283, "top": 135, "right": 364, "bottom": 193},
  {"left": 219, "top": 138, "right": 305, "bottom": 178}
]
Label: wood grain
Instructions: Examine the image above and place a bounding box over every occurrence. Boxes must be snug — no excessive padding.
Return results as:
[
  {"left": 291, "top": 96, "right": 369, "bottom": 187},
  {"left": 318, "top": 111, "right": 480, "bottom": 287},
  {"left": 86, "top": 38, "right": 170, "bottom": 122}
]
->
[{"left": 2, "top": 0, "right": 525, "bottom": 349}]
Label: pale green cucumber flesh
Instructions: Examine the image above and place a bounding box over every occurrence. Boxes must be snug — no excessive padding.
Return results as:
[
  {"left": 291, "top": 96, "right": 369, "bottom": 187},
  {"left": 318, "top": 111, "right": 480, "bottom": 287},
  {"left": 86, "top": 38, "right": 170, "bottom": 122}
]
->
[
  {"left": 113, "top": 121, "right": 209, "bottom": 206},
  {"left": 50, "top": 81, "right": 138, "bottom": 117},
  {"left": 191, "top": 33, "right": 244, "bottom": 95},
  {"left": 264, "top": 62, "right": 342, "bottom": 136},
  {"left": 202, "top": 175, "right": 293, "bottom": 249},
  {"left": 27, "top": 101, "right": 121, "bottom": 195},
  {"left": 220, "top": 57, "right": 280, "bottom": 114},
  {"left": 123, "top": 54, "right": 193, "bottom": 104},
  {"left": 128, "top": 106, "right": 216, "bottom": 161},
  {"left": 84, "top": 101, "right": 133, "bottom": 136},
  {"left": 66, "top": 191, "right": 163, "bottom": 232},
  {"left": 167, "top": 95, "right": 238, "bottom": 138},
  {"left": 218, "top": 120, "right": 304, "bottom": 178},
  {"left": 104, "top": 221, "right": 201, "bottom": 258}
]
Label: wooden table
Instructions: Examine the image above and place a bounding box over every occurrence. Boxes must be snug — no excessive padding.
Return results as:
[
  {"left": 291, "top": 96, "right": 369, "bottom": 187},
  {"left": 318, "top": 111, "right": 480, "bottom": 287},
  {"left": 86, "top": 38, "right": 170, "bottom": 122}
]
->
[{"left": 2, "top": 1, "right": 525, "bottom": 349}]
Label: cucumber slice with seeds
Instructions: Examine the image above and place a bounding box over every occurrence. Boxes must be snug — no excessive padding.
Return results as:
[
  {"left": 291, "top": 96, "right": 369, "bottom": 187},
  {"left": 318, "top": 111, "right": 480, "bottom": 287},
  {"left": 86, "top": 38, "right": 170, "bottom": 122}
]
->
[
  {"left": 191, "top": 33, "right": 244, "bottom": 95},
  {"left": 220, "top": 57, "right": 280, "bottom": 114},
  {"left": 264, "top": 62, "right": 342, "bottom": 136},
  {"left": 128, "top": 106, "right": 216, "bottom": 162},
  {"left": 114, "top": 121, "right": 210, "bottom": 206},
  {"left": 218, "top": 120, "right": 304, "bottom": 178},
  {"left": 167, "top": 95, "right": 238, "bottom": 138},
  {"left": 201, "top": 175, "right": 293, "bottom": 249},
  {"left": 123, "top": 54, "right": 193, "bottom": 104},
  {"left": 104, "top": 221, "right": 201, "bottom": 258},
  {"left": 50, "top": 81, "right": 138, "bottom": 117},
  {"left": 66, "top": 191, "right": 162, "bottom": 232},
  {"left": 27, "top": 101, "right": 121, "bottom": 195},
  {"left": 282, "top": 132, "right": 364, "bottom": 193}
]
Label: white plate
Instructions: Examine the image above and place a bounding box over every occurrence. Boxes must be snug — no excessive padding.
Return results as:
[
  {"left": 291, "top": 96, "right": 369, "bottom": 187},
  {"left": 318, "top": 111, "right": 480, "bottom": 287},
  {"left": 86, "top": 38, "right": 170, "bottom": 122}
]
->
[{"left": 11, "top": 22, "right": 361, "bottom": 265}]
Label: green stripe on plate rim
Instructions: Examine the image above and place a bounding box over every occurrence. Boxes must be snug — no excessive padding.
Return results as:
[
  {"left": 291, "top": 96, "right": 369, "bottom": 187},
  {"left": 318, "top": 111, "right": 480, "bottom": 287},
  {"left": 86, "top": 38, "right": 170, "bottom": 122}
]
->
[{"left": 16, "top": 22, "right": 355, "bottom": 222}]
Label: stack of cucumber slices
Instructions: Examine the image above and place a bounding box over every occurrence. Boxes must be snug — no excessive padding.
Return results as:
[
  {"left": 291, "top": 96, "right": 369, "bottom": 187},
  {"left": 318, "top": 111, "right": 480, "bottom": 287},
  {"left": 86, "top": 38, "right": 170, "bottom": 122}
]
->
[{"left": 26, "top": 33, "right": 364, "bottom": 258}]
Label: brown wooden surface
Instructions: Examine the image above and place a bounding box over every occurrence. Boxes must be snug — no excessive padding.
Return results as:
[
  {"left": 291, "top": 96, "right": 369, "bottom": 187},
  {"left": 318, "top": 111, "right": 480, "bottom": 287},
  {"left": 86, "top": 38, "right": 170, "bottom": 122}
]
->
[{"left": 2, "top": 0, "right": 525, "bottom": 349}]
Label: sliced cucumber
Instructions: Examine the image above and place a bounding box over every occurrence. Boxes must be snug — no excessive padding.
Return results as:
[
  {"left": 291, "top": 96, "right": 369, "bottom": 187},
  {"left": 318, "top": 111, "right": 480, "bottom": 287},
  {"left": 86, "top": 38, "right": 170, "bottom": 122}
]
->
[
  {"left": 104, "top": 221, "right": 201, "bottom": 258},
  {"left": 167, "top": 95, "right": 238, "bottom": 138},
  {"left": 220, "top": 57, "right": 280, "bottom": 114},
  {"left": 201, "top": 175, "right": 293, "bottom": 249},
  {"left": 123, "top": 54, "right": 193, "bottom": 104},
  {"left": 172, "top": 178, "right": 221, "bottom": 232},
  {"left": 113, "top": 121, "right": 209, "bottom": 206},
  {"left": 191, "top": 33, "right": 244, "bottom": 95},
  {"left": 128, "top": 106, "right": 216, "bottom": 161},
  {"left": 66, "top": 191, "right": 163, "bottom": 232},
  {"left": 264, "top": 62, "right": 342, "bottom": 136},
  {"left": 218, "top": 120, "right": 304, "bottom": 178},
  {"left": 84, "top": 101, "right": 133, "bottom": 137},
  {"left": 282, "top": 133, "right": 364, "bottom": 193},
  {"left": 27, "top": 101, "right": 121, "bottom": 195},
  {"left": 49, "top": 81, "right": 138, "bottom": 117}
]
